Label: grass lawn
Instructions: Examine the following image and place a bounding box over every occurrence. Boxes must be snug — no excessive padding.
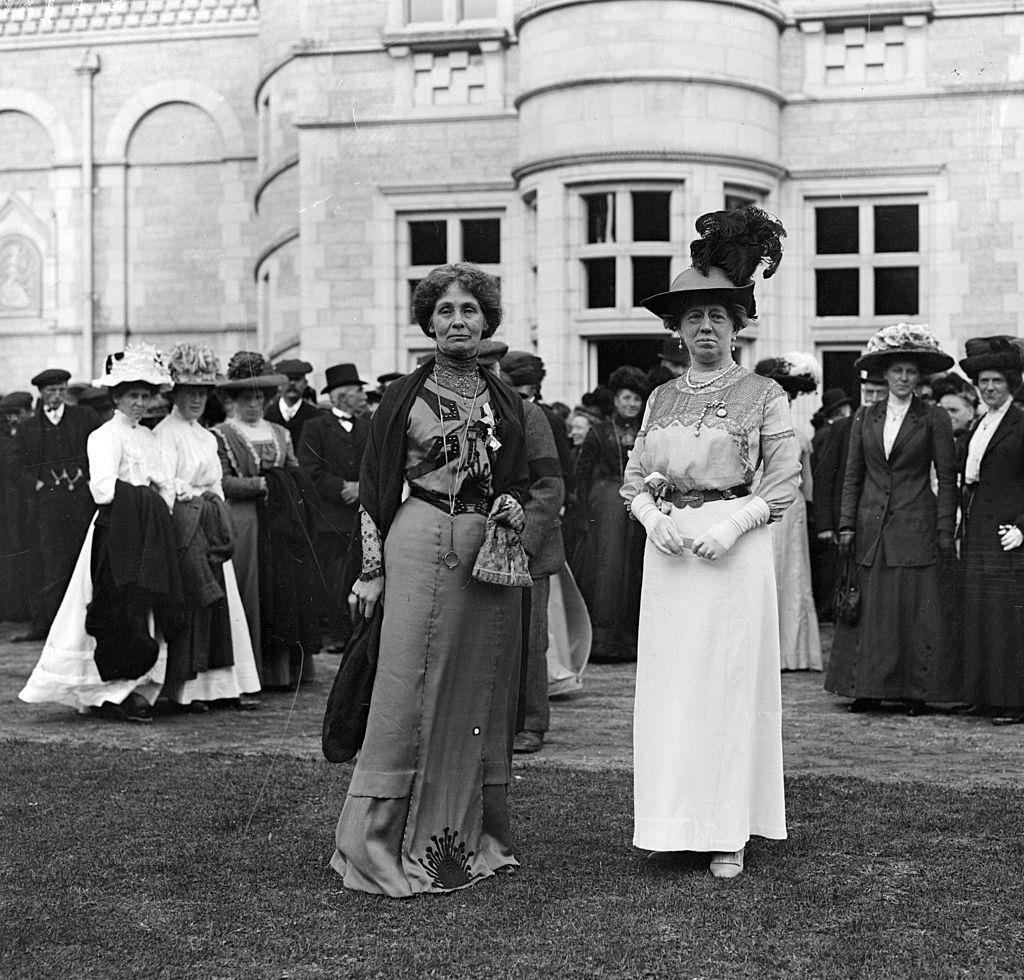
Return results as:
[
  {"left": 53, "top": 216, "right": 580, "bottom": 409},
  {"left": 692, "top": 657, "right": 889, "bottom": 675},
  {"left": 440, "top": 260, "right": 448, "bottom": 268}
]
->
[{"left": 1, "top": 742, "right": 1022, "bottom": 980}]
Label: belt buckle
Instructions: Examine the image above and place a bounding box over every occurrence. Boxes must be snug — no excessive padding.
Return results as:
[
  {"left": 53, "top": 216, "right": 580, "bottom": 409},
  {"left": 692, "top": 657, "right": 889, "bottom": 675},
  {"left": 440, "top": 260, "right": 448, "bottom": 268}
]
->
[
  {"left": 679, "top": 489, "right": 705, "bottom": 509},
  {"left": 721, "top": 488, "right": 736, "bottom": 500}
]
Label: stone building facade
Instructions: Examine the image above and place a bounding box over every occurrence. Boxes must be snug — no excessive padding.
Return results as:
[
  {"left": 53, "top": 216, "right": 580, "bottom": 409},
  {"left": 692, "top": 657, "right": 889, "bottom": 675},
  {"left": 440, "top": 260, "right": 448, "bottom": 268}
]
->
[{"left": 2, "top": 0, "right": 1023, "bottom": 408}]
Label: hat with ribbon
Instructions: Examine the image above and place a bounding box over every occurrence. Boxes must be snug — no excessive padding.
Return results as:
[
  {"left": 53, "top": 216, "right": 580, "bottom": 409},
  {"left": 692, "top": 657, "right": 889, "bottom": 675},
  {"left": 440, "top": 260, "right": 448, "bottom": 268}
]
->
[
  {"left": 641, "top": 206, "right": 786, "bottom": 322},
  {"left": 754, "top": 352, "right": 821, "bottom": 395},
  {"left": 30, "top": 368, "right": 72, "bottom": 389},
  {"left": 93, "top": 343, "right": 172, "bottom": 389},
  {"left": 168, "top": 342, "right": 224, "bottom": 387},
  {"left": 958, "top": 335, "right": 1024, "bottom": 382},
  {"left": 321, "top": 363, "right": 367, "bottom": 394},
  {"left": 854, "top": 323, "right": 954, "bottom": 376},
  {"left": 217, "top": 352, "right": 288, "bottom": 392}
]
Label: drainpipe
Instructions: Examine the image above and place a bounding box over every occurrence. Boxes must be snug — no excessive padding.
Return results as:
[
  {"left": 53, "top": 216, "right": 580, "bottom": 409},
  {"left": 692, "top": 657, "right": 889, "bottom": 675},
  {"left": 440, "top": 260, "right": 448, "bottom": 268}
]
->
[{"left": 75, "top": 51, "right": 100, "bottom": 381}]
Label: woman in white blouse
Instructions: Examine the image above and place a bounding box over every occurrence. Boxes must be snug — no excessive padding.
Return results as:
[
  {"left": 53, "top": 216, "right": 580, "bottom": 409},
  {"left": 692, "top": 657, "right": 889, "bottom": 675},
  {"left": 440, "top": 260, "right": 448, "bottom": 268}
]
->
[
  {"left": 625, "top": 207, "right": 798, "bottom": 880},
  {"left": 19, "top": 344, "right": 177, "bottom": 723},
  {"left": 154, "top": 343, "right": 261, "bottom": 712}
]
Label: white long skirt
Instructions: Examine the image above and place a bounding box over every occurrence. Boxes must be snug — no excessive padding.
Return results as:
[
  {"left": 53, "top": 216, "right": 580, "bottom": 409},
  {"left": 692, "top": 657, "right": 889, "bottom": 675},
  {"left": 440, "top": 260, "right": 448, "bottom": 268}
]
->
[
  {"left": 770, "top": 497, "right": 823, "bottom": 671},
  {"left": 633, "top": 497, "right": 787, "bottom": 853},
  {"left": 162, "top": 561, "right": 261, "bottom": 704},
  {"left": 546, "top": 563, "right": 592, "bottom": 698},
  {"left": 19, "top": 522, "right": 167, "bottom": 711}
]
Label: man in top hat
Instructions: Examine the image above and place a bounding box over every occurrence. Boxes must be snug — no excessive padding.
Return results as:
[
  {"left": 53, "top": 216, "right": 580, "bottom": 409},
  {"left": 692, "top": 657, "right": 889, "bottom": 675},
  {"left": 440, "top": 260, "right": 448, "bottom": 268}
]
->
[
  {"left": 296, "top": 363, "right": 370, "bottom": 651},
  {"left": 14, "top": 368, "right": 101, "bottom": 640},
  {"left": 265, "top": 358, "right": 322, "bottom": 446}
]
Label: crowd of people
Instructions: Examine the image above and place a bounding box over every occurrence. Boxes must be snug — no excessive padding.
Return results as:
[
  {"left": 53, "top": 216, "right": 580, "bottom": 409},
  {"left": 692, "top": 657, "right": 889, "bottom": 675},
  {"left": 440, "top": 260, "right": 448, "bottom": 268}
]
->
[{"left": 5, "top": 202, "right": 1024, "bottom": 896}]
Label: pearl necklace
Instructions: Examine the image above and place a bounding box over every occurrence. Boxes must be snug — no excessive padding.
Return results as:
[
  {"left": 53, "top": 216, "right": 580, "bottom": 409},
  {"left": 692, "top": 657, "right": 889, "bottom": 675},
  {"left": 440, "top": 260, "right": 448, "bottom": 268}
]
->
[{"left": 686, "top": 362, "right": 738, "bottom": 391}]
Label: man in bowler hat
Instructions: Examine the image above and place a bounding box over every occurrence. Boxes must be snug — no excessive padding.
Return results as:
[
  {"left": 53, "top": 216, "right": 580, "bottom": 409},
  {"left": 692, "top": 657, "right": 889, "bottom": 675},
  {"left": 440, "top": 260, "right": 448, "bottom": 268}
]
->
[
  {"left": 296, "top": 363, "right": 370, "bottom": 651},
  {"left": 14, "top": 368, "right": 100, "bottom": 640},
  {"left": 265, "top": 358, "right": 322, "bottom": 446}
]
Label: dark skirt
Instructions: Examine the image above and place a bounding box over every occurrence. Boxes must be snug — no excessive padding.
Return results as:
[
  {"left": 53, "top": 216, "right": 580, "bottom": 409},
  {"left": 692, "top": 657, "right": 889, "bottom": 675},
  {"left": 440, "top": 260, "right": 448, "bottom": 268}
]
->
[
  {"left": 331, "top": 498, "right": 523, "bottom": 897},
  {"left": 824, "top": 537, "right": 958, "bottom": 702},
  {"left": 961, "top": 521, "right": 1024, "bottom": 710},
  {"left": 571, "top": 477, "right": 644, "bottom": 662}
]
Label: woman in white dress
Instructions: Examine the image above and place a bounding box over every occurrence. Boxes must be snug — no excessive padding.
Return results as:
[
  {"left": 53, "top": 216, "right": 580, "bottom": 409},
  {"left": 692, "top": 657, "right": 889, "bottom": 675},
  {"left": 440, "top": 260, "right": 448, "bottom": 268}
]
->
[
  {"left": 624, "top": 208, "right": 800, "bottom": 879},
  {"left": 154, "top": 343, "right": 261, "bottom": 711},
  {"left": 19, "top": 344, "right": 179, "bottom": 723},
  {"left": 754, "top": 354, "right": 824, "bottom": 671}
]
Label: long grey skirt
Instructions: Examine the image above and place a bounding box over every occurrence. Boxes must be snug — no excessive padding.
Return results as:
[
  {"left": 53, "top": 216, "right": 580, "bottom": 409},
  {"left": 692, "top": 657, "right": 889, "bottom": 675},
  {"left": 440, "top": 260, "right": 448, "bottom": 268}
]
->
[{"left": 331, "top": 498, "right": 523, "bottom": 897}]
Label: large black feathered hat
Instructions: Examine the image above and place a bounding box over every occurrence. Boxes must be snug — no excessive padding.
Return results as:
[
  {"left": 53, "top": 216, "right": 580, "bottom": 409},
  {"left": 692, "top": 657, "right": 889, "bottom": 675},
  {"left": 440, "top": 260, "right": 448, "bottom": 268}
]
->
[
  {"left": 641, "top": 206, "right": 786, "bottom": 322},
  {"left": 607, "top": 365, "right": 648, "bottom": 399},
  {"left": 959, "top": 336, "right": 1024, "bottom": 382}
]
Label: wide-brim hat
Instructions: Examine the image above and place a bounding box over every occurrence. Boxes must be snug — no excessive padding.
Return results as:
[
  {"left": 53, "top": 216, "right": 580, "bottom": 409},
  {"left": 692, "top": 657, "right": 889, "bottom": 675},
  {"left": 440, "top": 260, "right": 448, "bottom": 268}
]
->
[
  {"left": 93, "top": 343, "right": 172, "bottom": 389},
  {"left": 959, "top": 336, "right": 1024, "bottom": 381},
  {"left": 321, "top": 363, "right": 367, "bottom": 394},
  {"left": 31, "top": 368, "right": 72, "bottom": 389},
  {"left": 168, "top": 342, "right": 225, "bottom": 387},
  {"left": 821, "top": 387, "right": 852, "bottom": 414},
  {"left": 854, "top": 323, "right": 954, "bottom": 376},
  {"left": 501, "top": 351, "right": 546, "bottom": 387},
  {"left": 641, "top": 266, "right": 755, "bottom": 321},
  {"left": 275, "top": 358, "right": 313, "bottom": 378},
  {"left": 77, "top": 386, "right": 114, "bottom": 410},
  {"left": 217, "top": 351, "right": 287, "bottom": 391},
  {"left": 377, "top": 371, "right": 405, "bottom": 386}
]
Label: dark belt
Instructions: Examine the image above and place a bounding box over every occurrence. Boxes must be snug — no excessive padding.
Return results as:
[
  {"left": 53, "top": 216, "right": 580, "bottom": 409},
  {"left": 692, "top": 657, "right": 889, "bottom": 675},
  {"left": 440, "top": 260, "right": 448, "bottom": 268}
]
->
[
  {"left": 409, "top": 483, "right": 490, "bottom": 517},
  {"left": 669, "top": 484, "right": 751, "bottom": 509}
]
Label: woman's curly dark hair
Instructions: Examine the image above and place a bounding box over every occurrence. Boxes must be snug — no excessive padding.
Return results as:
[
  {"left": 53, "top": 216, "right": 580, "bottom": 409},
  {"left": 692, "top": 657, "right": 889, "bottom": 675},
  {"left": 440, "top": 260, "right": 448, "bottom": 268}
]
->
[
  {"left": 412, "top": 263, "right": 502, "bottom": 339},
  {"left": 607, "top": 365, "right": 649, "bottom": 400}
]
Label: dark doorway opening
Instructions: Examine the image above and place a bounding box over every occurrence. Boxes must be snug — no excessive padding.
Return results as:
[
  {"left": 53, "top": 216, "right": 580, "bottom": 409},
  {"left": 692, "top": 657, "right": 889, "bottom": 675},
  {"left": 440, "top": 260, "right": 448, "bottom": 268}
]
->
[
  {"left": 821, "top": 349, "right": 863, "bottom": 409},
  {"left": 594, "top": 335, "right": 666, "bottom": 384}
]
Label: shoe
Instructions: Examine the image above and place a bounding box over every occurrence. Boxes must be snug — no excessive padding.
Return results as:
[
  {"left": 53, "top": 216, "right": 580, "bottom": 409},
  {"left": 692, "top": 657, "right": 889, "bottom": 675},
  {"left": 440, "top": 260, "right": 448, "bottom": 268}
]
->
[
  {"left": 513, "top": 730, "right": 544, "bottom": 754},
  {"left": 234, "top": 695, "right": 261, "bottom": 711},
  {"left": 120, "top": 693, "right": 153, "bottom": 724},
  {"left": 13, "top": 628, "right": 47, "bottom": 643},
  {"left": 905, "top": 700, "right": 931, "bottom": 717},
  {"left": 188, "top": 700, "right": 210, "bottom": 714},
  {"left": 710, "top": 848, "right": 744, "bottom": 879},
  {"left": 90, "top": 700, "right": 128, "bottom": 722},
  {"left": 849, "top": 698, "right": 881, "bottom": 714},
  {"left": 992, "top": 713, "right": 1024, "bottom": 726}
]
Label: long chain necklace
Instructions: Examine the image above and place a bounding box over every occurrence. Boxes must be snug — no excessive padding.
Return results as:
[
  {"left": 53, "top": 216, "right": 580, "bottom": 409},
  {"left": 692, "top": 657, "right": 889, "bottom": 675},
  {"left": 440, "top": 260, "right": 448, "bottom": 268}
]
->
[
  {"left": 434, "top": 370, "right": 481, "bottom": 569},
  {"left": 686, "top": 361, "right": 738, "bottom": 390}
]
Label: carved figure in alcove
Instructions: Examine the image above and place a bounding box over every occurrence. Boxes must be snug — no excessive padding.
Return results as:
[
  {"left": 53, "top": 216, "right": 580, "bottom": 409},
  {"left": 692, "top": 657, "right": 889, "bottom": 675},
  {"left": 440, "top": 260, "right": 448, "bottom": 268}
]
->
[{"left": 0, "top": 235, "right": 41, "bottom": 313}]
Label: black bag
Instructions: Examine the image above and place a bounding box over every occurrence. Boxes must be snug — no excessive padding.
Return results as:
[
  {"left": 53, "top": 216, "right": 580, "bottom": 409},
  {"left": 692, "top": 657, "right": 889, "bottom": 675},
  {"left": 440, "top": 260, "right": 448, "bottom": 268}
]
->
[
  {"left": 832, "top": 556, "right": 862, "bottom": 627},
  {"left": 322, "top": 604, "right": 382, "bottom": 764}
]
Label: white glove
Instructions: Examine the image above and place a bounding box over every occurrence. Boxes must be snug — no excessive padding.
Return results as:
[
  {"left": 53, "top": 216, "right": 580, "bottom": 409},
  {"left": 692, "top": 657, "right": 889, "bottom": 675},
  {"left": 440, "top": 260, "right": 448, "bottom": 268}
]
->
[
  {"left": 630, "top": 491, "right": 685, "bottom": 556},
  {"left": 999, "top": 524, "right": 1023, "bottom": 551},
  {"left": 693, "top": 496, "right": 771, "bottom": 561}
]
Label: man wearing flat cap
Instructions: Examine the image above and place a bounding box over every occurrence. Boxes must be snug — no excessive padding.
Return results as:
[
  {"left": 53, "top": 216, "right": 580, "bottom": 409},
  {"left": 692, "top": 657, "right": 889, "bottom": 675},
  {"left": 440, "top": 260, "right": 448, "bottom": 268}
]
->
[
  {"left": 265, "top": 358, "right": 322, "bottom": 446},
  {"left": 14, "top": 368, "right": 100, "bottom": 640},
  {"left": 297, "top": 363, "right": 371, "bottom": 650}
]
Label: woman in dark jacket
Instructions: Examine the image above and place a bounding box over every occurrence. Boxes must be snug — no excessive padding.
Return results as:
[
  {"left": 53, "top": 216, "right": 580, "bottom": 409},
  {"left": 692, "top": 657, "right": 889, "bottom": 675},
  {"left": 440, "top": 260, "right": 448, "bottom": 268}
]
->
[
  {"left": 958, "top": 337, "right": 1024, "bottom": 725},
  {"left": 332, "top": 263, "right": 529, "bottom": 897},
  {"left": 826, "top": 324, "right": 958, "bottom": 715},
  {"left": 571, "top": 366, "right": 648, "bottom": 663}
]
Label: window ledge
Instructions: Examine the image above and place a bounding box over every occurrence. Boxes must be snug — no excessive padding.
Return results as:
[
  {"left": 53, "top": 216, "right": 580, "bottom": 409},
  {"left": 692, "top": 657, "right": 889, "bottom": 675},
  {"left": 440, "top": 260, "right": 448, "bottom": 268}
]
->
[{"left": 384, "top": 25, "right": 511, "bottom": 55}]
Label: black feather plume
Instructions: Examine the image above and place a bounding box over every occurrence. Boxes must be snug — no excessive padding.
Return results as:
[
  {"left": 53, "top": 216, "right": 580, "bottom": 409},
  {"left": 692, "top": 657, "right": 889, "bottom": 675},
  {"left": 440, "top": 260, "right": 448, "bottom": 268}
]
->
[{"left": 689, "top": 206, "right": 786, "bottom": 286}]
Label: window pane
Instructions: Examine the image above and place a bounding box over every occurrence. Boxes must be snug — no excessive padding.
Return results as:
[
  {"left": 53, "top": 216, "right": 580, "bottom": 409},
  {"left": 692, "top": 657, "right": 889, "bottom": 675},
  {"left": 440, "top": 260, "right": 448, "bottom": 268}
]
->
[
  {"left": 631, "top": 191, "right": 670, "bottom": 242},
  {"left": 725, "top": 192, "right": 757, "bottom": 211},
  {"left": 461, "top": 218, "right": 500, "bottom": 264},
  {"left": 632, "top": 256, "right": 671, "bottom": 307},
  {"left": 816, "top": 268, "right": 859, "bottom": 316},
  {"left": 409, "top": 220, "right": 447, "bottom": 266},
  {"left": 816, "top": 207, "right": 859, "bottom": 254},
  {"left": 874, "top": 266, "right": 919, "bottom": 315},
  {"left": 409, "top": 0, "right": 444, "bottom": 21},
  {"left": 408, "top": 279, "right": 421, "bottom": 324},
  {"left": 874, "top": 205, "right": 919, "bottom": 253},
  {"left": 584, "top": 193, "right": 616, "bottom": 244},
  {"left": 461, "top": 0, "right": 497, "bottom": 17},
  {"left": 583, "top": 257, "right": 616, "bottom": 308}
]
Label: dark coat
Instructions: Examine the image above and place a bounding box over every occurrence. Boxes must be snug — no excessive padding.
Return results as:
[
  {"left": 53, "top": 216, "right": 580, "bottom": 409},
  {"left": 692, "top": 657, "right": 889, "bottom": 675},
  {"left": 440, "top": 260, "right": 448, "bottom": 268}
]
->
[
  {"left": 17, "top": 403, "right": 99, "bottom": 493},
  {"left": 296, "top": 412, "right": 370, "bottom": 536},
  {"left": 811, "top": 415, "right": 853, "bottom": 534},
  {"left": 264, "top": 398, "right": 322, "bottom": 448},
  {"left": 840, "top": 397, "right": 957, "bottom": 567},
  {"left": 962, "top": 403, "right": 1024, "bottom": 542}
]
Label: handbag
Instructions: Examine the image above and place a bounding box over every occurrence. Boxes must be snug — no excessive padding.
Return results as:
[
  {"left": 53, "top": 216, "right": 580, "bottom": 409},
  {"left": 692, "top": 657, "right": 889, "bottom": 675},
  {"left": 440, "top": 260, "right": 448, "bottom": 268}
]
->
[
  {"left": 832, "top": 555, "right": 862, "bottom": 627},
  {"left": 321, "top": 604, "right": 383, "bottom": 764},
  {"left": 471, "top": 518, "right": 532, "bottom": 588}
]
